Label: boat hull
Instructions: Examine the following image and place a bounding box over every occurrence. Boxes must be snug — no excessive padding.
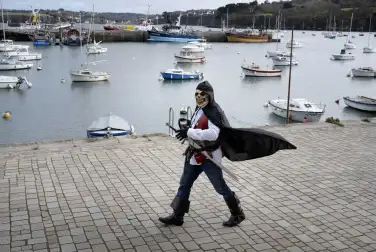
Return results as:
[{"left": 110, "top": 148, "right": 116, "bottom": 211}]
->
[
  {"left": 363, "top": 47, "right": 376, "bottom": 53},
  {"left": 272, "top": 58, "right": 298, "bottom": 66},
  {"left": 343, "top": 97, "right": 376, "bottom": 112},
  {"left": 0, "top": 64, "right": 33, "bottom": 70},
  {"left": 351, "top": 68, "right": 375, "bottom": 77},
  {"left": 87, "top": 47, "right": 107, "bottom": 54},
  {"left": 226, "top": 33, "right": 269, "bottom": 43},
  {"left": 241, "top": 67, "right": 281, "bottom": 77},
  {"left": 161, "top": 72, "right": 201, "bottom": 80},
  {"left": 87, "top": 130, "right": 132, "bottom": 137},
  {"left": 344, "top": 43, "right": 356, "bottom": 49},
  {"left": 268, "top": 102, "right": 324, "bottom": 122},
  {"left": 147, "top": 31, "right": 200, "bottom": 43},
  {"left": 33, "top": 40, "right": 51, "bottom": 46},
  {"left": 174, "top": 55, "right": 205, "bottom": 63},
  {"left": 332, "top": 54, "right": 355, "bottom": 60},
  {"left": 267, "top": 50, "right": 291, "bottom": 57},
  {"left": 70, "top": 74, "right": 110, "bottom": 82}
]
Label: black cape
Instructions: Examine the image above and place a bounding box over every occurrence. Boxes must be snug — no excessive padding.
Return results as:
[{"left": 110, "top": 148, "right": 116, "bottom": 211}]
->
[{"left": 199, "top": 102, "right": 297, "bottom": 162}]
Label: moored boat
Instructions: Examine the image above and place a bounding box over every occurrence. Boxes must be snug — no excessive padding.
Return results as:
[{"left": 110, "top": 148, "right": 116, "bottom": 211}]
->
[
  {"left": 267, "top": 50, "right": 292, "bottom": 58},
  {"left": 181, "top": 44, "right": 204, "bottom": 53},
  {"left": 0, "top": 76, "right": 31, "bottom": 89},
  {"left": 0, "top": 56, "right": 33, "bottom": 70},
  {"left": 286, "top": 39, "right": 303, "bottom": 48},
  {"left": 332, "top": 49, "right": 355, "bottom": 60},
  {"left": 343, "top": 96, "right": 376, "bottom": 112},
  {"left": 70, "top": 68, "right": 110, "bottom": 82},
  {"left": 174, "top": 50, "right": 206, "bottom": 63},
  {"left": 147, "top": 30, "right": 200, "bottom": 43},
  {"left": 241, "top": 62, "right": 281, "bottom": 77},
  {"left": 160, "top": 68, "right": 203, "bottom": 80},
  {"left": 272, "top": 54, "right": 298, "bottom": 66},
  {"left": 351, "top": 67, "right": 376, "bottom": 77},
  {"left": 5, "top": 46, "right": 42, "bottom": 61},
  {"left": 87, "top": 113, "right": 134, "bottom": 138},
  {"left": 268, "top": 98, "right": 326, "bottom": 122},
  {"left": 225, "top": 32, "right": 269, "bottom": 43},
  {"left": 188, "top": 39, "right": 212, "bottom": 49}
]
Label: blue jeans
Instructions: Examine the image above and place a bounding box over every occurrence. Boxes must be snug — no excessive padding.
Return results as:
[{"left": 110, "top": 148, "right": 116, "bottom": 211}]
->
[{"left": 176, "top": 159, "right": 234, "bottom": 200}]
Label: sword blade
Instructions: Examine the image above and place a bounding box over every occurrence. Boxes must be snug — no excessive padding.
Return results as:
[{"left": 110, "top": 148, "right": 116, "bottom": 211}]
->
[{"left": 201, "top": 150, "right": 239, "bottom": 182}]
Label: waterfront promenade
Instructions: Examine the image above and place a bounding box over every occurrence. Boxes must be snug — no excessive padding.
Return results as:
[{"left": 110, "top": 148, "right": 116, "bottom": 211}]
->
[{"left": 0, "top": 120, "right": 376, "bottom": 252}]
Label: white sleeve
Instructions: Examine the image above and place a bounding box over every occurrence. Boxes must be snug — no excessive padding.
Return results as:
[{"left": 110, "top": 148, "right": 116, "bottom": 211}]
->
[{"left": 187, "top": 119, "right": 220, "bottom": 141}]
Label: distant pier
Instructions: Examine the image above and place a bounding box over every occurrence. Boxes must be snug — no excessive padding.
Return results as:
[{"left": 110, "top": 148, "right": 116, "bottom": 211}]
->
[{"left": 1, "top": 29, "right": 236, "bottom": 43}]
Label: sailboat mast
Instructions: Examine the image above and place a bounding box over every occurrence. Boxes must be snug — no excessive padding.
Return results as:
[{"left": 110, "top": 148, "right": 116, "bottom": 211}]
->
[
  {"left": 286, "top": 25, "right": 294, "bottom": 124},
  {"left": 368, "top": 14, "right": 372, "bottom": 46},
  {"left": 1, "top": 1, "right": 5, "bottom": 40}
]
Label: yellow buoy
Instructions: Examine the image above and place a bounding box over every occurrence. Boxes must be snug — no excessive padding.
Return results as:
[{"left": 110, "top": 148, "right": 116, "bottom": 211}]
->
[{"left": 2, "top": 111, "right": 11, "bottom": 119}]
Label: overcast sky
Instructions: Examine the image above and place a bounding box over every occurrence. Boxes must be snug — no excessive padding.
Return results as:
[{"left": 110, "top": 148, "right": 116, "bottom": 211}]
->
[{"left": 5, "top": 0, "right": 269, "bottom": 14}]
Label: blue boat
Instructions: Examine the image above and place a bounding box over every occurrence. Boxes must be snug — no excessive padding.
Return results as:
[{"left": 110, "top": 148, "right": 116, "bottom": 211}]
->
[
  {"left": 87, "top": 113, "right": 134, "bottom": 138},
  {"left": 29, "top": 32, "right": 52, "bottom": 46},
  {"left": 160, "top": 68, "right": 203, "bottom": 80},
  {"left": 33, "top": 39, "right": 51, "bottom": 46},
  {"left": 147, "top": 30, "right": 200, "bottom": 43}
]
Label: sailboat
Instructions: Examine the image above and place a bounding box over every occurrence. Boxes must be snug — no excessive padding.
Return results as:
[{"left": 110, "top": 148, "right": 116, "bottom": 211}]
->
[
  {"left": 344, "top": 13, "right": 356, "bottom": 49},
  {"left": 268, "top": 27, "right": 326, "bottom": 123},
  {"left": 70, "top": 14, "right": 110, "bottom": 82},
  {"left": 363, "top": 15, "right": 376, "bottom": 53},
  {"left": 87, "top": 5, "right": 107, "bottom": 55},
  {"left": 267, "top": 12, "right": 291, "bottom": 57}
]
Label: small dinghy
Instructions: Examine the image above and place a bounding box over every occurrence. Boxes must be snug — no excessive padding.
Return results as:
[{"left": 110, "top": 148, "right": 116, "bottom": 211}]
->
[
  {"left": 241, "top": 62, "right": 281, "bottom": 77},
  {"left": 160, "top": 68, "right": 203, "bottom": 80},
  {"left": 343, "top": 96, "right": 376, "bottom": 112},
  {"left": 268, "top": 98, "right": 326, "bottom": 122},
  {"left": 87, "top": 113, "right": 134, "bottom": 138}
]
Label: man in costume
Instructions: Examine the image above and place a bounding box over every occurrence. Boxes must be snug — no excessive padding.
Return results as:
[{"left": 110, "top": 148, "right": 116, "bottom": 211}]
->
[
  {"left": 159, "top": 81, "right": 296, "bottom": 227},
  {"left": 159, "top": 81, "right": 245, "bottom": 227}
]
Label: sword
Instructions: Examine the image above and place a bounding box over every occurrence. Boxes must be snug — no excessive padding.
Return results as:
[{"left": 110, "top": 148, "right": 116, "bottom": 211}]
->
[{"left": 165, "top": 123, "right": 239, "bottom": 182}]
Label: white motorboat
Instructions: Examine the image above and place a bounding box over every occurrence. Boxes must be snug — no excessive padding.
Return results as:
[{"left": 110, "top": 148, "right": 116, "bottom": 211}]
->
[
  {"left": 0, "top": 56, "right": 33, "bottom": 70},
  {"left": 188, "top": 39, "right": 212, "bottom": 49},
  {"left": 87, "top": 41, "right": 107, "bottom": 54},
  {"left": 174, "top": 51, "right": 206, "bottom": 63},
  {"left": 181, "top": 44, "right": 204, "bottom": 53},
  {"left": 0, "top": 76, "right": 32, "bottom": 89},
  {"left": 343, "top": 96, "right": 376, "bottom": 112},
  {"left": 70, "top": 68, "right": 110, "bottom": 82},
  {"left": 272, "top": 54, "right": 298, "bottom": 66},
  {"left": 5, "top": 46, "right": 42, "bottom": 61},
  {"left": 87, "top": 112, "right": 134, "bottom": 138},
  {"left": 351, "top": 67, "right": 376, "bottom": 77},
  {"left": 268, "top": 98, "right": 326, "bottom": 122},
  {"left": 267, "top": 50, "right": 292, "bottom": 58},
  {"left": 0, "top": 40, "right": 28, "bottom": 52},
  {"left": 241, "top": 62, "right": 281, "bottom": 77},
  {"left": 286, "top": 39, "right": 303, "bottom": 48},
  {"left": 332, "top": 49, "right": 355, "bottom": 60}
]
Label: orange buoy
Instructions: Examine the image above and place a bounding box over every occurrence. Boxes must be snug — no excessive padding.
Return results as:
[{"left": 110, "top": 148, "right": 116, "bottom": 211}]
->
[{"left": 2, "top": 111, "right": 11, "bottom": 119}]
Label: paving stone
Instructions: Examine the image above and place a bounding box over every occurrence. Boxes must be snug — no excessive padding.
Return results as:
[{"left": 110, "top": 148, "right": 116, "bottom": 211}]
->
[{"left": 2, "top": 123, "right": 376, "bottom": 251}]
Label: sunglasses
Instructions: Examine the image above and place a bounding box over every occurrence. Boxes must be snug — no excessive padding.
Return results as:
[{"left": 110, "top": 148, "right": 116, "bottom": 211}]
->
[{"left": 195, "top": 91, "right": 207, "bottom": 97}]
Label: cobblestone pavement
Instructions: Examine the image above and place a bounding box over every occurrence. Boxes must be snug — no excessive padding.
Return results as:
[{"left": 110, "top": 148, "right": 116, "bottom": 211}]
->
[{"left": 1, "top": 121, "right": 376, "bottom": 252}]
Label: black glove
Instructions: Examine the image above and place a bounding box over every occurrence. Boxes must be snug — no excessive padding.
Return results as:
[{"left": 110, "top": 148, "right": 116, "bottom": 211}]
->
[{"left": 175, "top": 127, "right": 188, "bottom": 141}]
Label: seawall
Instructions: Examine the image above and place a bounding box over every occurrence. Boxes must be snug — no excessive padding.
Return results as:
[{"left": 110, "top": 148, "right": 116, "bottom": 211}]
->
[{"left": 4, "top": 30, "right": 234, "bottom": 43}]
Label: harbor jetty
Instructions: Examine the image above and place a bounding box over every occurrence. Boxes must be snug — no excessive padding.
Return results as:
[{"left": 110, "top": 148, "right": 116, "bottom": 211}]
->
[
  {"left": 0, "top": 120, "right": 376, "bottom": 251},
  {"left": 2, "top": 29, "right": 231, "bottom": 43}
]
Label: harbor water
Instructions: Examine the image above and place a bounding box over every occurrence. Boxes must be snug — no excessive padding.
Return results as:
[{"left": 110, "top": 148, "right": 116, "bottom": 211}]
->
[{"left": 1, "top": 31, "right": 376, "bottom": 145}]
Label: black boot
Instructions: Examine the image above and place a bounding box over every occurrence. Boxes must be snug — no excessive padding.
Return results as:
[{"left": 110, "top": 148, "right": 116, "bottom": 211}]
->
[
  {"left": 158, "top": 196, "right": 190, "bottom": 226},
  {"left": 223, "top": 192, "right": 245, "bottom": 227}
]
